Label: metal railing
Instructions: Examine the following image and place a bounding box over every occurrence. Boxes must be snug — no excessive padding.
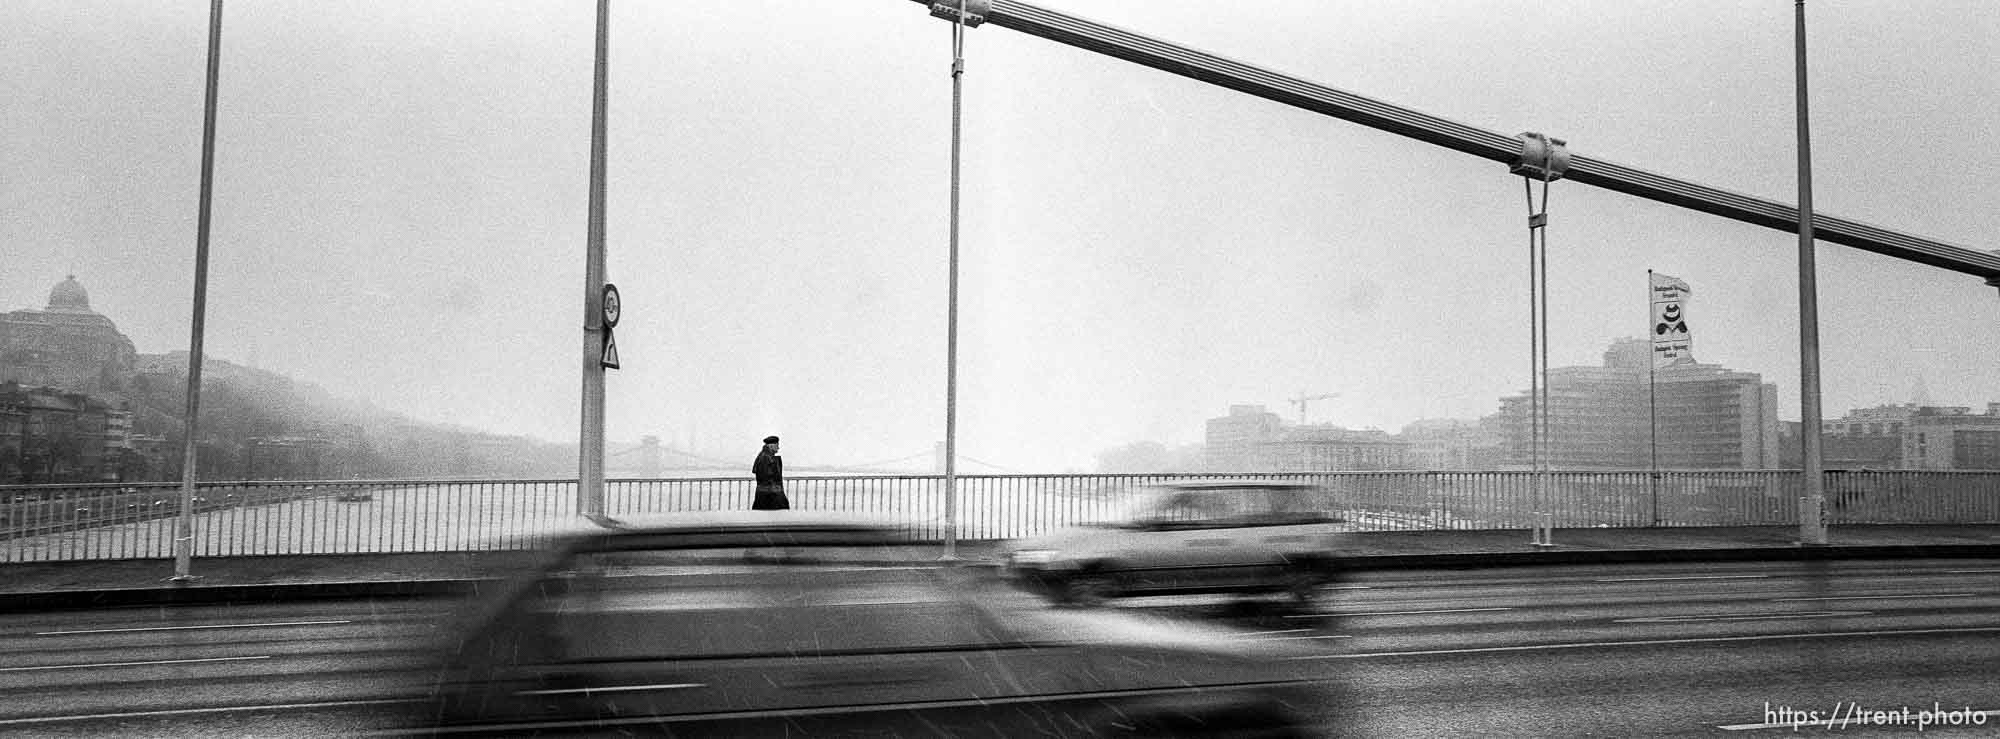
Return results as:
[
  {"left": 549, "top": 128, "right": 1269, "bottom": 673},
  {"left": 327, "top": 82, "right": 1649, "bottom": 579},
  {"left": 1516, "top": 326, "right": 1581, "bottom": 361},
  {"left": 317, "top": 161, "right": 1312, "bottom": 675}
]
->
[{"left": 3, "top": 470, "right": 1997, "bottom": 563}]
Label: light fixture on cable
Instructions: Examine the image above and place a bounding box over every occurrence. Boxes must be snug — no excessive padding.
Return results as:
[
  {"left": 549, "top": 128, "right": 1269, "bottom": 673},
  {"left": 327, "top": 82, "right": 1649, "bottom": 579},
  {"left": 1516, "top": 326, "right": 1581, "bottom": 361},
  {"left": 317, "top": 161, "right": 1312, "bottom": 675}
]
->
[
  {"left": 1511, "top": 132, "right": 1571, "bottom": 182},
  {"left": 929, "top": 0, "right": 991, "bottom": 26}
]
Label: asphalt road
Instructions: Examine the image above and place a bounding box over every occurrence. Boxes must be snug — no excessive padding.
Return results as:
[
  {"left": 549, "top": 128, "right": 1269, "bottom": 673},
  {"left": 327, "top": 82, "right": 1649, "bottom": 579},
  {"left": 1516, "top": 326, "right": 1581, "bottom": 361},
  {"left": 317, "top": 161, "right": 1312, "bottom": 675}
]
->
[
  {"left": 1162, "top": 558, "right": 2000, "bottom": 736},
  {"left": 0, "top": 559, "right": 1994, "bottom": 737}
]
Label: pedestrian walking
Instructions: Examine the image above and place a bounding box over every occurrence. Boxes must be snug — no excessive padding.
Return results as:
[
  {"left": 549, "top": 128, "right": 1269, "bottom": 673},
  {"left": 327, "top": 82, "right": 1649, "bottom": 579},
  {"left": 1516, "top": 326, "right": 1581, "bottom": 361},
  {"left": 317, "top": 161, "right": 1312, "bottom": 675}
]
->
[{"left": 751, "top": 435, "right": 789, "bottom": 510}]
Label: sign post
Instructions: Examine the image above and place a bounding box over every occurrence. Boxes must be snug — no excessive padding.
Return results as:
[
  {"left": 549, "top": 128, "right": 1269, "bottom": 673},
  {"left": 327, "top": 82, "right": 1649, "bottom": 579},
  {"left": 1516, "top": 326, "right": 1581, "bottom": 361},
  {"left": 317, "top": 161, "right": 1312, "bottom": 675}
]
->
[
  {"left": 600, "top": 283, "right": 621, "bottom": 370},
  {"left": 579, "top": 0, "right": 610, "bottom": 521}
]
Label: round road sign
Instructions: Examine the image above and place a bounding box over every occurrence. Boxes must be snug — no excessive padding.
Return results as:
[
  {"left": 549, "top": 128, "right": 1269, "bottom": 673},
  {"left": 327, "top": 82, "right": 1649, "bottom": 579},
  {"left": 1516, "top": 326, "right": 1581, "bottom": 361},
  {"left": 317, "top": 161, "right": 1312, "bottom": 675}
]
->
[{"left": 601, "top": 283, "right": 621, "bottom": 328}]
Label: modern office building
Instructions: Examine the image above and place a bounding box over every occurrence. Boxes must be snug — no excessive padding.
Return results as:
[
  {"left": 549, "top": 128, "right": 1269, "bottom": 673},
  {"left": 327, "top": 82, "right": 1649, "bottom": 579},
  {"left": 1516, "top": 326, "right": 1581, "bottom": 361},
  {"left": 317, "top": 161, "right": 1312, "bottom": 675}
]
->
[
  {"left": 1204, "top": 404, "right": 1285, "bottom": 472},
  {"left": 1491, "top": 338, "right": 1780, "bottom": 469}
]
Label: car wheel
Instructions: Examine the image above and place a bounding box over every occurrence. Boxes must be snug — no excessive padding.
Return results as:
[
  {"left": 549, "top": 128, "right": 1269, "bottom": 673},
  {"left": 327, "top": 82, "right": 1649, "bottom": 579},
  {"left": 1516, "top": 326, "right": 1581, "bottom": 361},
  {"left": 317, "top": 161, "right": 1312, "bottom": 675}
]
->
[
  {"left": 1282, "top": 568, "right": 1332, "bottom": 609},
  {"left": 1062, "top": 572, "right": 1120, "bottom": 607}
]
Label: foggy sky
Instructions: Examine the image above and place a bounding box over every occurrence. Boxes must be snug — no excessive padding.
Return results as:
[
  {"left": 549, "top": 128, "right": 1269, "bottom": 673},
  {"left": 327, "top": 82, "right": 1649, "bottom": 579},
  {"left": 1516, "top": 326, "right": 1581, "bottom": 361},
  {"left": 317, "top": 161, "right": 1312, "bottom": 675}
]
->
[{"left": 5, "top": 0, "right": 1997, "bottom": 473}]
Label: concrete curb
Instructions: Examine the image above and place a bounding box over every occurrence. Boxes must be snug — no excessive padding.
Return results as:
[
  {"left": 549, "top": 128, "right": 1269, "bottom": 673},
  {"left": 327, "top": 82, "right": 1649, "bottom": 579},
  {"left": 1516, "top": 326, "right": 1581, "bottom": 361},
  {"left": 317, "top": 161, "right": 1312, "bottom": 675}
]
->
[{"left": 4, "top": 543, "right": 1998, "bottom": 613}]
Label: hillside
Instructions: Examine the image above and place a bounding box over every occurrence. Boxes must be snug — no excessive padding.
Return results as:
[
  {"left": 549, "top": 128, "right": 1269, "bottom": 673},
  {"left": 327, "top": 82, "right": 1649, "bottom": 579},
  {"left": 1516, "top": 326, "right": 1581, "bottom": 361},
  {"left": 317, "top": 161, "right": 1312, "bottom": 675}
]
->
[{"left": 124, "top": 353, "right": 575, "bottom": 480}]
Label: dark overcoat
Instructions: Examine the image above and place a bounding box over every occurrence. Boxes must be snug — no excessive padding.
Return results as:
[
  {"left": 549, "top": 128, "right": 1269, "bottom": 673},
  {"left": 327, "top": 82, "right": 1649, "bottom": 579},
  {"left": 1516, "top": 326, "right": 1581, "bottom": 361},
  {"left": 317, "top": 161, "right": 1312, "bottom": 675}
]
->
[{"left": 751, "top": 448, "right": 788, "bottom": 510}]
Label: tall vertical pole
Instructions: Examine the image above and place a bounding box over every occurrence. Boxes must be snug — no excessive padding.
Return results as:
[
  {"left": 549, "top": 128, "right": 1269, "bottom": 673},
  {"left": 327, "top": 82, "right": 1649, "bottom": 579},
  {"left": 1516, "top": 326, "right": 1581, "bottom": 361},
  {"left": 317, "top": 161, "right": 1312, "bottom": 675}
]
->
[
  {"left": 579, "top": 0, "right": 610, "bottom": 520},
  {"left": 1526, "top": 188, "right": 1540, "bottom": 538},
  {"left": 1795, "top": 0, "right": 1828, "bottom": 545},
  {"left": 941, "top": 5, "right": 967, "bottom": 559},
  {"left": 1536, "top": 184, "right": 1552, "bottom": 535},
  {"left": 1649, "top": 270, "right": 1660, "bottom": 526},
  {"left": 1523, "top": 172, "right": 1553, "bottom": 546},
  {"left": 172, "top": 0, "right": 225, "bottom": 582}
]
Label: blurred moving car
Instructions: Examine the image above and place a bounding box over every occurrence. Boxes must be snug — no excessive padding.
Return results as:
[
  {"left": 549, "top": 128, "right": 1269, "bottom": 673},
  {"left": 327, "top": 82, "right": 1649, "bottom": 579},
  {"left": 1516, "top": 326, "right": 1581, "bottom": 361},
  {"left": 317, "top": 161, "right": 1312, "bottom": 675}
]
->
[
  {"left": 1006, "top": 481, "right": 1351, "bottom": 606},
  {"left": 411, "top": 512, "right": 1326, "bottom": 737}
]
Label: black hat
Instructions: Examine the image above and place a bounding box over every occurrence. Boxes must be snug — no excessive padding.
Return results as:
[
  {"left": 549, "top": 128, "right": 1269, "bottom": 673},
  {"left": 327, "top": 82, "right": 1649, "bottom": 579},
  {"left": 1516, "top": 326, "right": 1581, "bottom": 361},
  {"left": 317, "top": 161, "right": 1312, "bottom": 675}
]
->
[{"left": 763, "top": 436, "right": 780, "bottom": 444}]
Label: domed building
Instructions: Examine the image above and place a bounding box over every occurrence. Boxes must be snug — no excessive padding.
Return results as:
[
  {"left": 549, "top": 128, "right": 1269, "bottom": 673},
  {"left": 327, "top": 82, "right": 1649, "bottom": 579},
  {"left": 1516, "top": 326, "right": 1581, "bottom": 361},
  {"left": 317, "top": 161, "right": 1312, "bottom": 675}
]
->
[{"left": 0, "top": 276, "right": 139, "bottom": 396}]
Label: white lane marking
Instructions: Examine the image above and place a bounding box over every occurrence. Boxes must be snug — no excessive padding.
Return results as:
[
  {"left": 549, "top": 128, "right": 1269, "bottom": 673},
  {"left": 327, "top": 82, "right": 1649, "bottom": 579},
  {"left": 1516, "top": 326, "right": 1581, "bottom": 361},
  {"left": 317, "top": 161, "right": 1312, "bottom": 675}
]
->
[
  {"left": 360, "top": 680, "right": 1319, "bottom": 736},
  {"left": 1770, "top": 593, "right": 1977, "bottom": 602},
  {"left": 0, "top": 698, "right": 420, "bottom": 726},
  {"left": 1259, "top": 634, "right": 1353, "bottom": 640},
  {"left": 1241, "top": 629, "right": 1316, "bottom": 636},
  {"left": 605, "top": 565, "right": 934, "bottom": 578},
  {"left": 1946, "top": 569, "right": 2000, "bottom": 573},
  {"left": 814, "top": 566, "right": 935, "bottom": 572},
  {"left": 1614, "top": 611, "right": 1870, "bottom": 624},
  {"left": 1288, "top": 607, "right": 1512, "bottom": 618},
  {"left": 0, "top": 655, "right": 271, "bottom": 672},
  {"left": 1288, "top": 626, "right": 2000, "bottom": 660},
  {"left": 517, "top": 683, "right": 706, "bottom": 696},
  {"left": 1595, "top": 574, "right": 1771, "bottom": 582},
  {"left": 37, "top": 620, "right": 352, "bottom": 636},
  {"left": 1718, "top": 708, "right": 2000, "bottom": 731}
]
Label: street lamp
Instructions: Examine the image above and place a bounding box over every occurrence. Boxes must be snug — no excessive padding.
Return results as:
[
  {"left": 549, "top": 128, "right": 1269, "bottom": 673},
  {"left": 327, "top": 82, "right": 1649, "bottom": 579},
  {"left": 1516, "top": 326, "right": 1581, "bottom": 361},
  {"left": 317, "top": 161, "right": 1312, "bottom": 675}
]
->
[{"left": 173, "top": 0, "right": 225, "bottom": 582}]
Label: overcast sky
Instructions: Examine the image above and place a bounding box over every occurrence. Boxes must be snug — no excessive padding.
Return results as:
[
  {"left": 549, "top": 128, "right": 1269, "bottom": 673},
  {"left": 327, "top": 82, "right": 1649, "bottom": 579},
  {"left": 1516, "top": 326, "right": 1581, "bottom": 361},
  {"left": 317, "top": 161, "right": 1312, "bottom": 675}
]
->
[{"left": 5, "top": 0, "right": 1997, "bottom": 473}]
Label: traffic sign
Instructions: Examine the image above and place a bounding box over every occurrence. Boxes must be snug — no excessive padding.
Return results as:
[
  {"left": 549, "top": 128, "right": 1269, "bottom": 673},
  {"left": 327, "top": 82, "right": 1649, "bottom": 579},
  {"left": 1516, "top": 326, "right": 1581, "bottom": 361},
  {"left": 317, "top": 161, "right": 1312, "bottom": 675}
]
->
[
  {"left": 600, "top": 283, "right": 621, "bottom": 328},
  {"left": 601, "top": 330, "right": 620, "bottom": 369}
]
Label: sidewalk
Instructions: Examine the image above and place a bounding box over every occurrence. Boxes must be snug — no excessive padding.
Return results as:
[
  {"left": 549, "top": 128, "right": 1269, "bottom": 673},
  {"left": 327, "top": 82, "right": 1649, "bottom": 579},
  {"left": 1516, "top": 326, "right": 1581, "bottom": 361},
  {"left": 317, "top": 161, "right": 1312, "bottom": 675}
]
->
[{"left": 3, "top": 524, "right": 1998, "bottom": 611}]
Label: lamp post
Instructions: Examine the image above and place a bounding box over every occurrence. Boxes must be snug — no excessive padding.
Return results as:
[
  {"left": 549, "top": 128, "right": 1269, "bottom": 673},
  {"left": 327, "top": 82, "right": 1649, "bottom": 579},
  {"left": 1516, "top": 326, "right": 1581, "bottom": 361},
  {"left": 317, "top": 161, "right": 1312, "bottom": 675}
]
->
[
  {"left": 172, "top": 0, "right": 225, "bottom": 582},
  {"left": 1794, "top": 0, "right": 1828, "bottom": 546},
  {"left": 578, "top": 0, "right": 610, "bottom": 520},
  {"left": 934, "top": 0, "right": 988, "bottom": 559}
]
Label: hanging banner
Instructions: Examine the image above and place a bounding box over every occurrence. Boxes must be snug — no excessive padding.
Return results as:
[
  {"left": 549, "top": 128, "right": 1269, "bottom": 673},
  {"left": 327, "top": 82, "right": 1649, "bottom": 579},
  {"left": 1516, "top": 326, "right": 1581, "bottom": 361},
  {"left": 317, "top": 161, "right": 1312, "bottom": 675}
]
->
[{"left": 1650, "top": 272, "right": 1694, "bottom": 367}]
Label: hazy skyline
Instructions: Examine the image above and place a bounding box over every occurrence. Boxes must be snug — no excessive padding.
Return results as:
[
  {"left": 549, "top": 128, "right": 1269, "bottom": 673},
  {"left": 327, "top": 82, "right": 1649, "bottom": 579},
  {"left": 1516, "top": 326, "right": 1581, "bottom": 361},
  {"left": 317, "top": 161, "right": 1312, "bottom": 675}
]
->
[{"left": 6, "top": 0, "right": 1997, "bottom": 473}]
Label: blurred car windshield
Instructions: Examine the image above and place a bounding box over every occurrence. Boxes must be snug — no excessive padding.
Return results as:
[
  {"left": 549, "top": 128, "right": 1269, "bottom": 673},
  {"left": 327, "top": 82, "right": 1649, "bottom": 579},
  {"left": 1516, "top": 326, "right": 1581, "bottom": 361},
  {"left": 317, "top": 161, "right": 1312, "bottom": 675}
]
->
[
  {"left": 1098, "top": 484, "right": 1332, "bottom": 527},
  {"left": 518, "top": 540, "right": 1011, "bottom": 661}
]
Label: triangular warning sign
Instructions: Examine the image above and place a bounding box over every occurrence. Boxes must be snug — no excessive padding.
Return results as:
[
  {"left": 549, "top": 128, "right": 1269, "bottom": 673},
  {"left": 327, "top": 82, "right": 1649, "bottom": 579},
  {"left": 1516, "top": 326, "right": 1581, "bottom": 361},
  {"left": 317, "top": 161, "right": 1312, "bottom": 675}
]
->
[{"left": 600, "top": 331, "right": 621, "bottom": 369}]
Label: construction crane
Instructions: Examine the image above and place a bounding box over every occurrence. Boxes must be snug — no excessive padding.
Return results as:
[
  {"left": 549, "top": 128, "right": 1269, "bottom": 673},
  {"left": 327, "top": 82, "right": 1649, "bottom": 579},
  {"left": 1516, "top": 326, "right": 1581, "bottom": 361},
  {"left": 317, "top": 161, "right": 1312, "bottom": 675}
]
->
[{"left": 1289, "top": 392, "right": 1339, "bottom": 425}]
